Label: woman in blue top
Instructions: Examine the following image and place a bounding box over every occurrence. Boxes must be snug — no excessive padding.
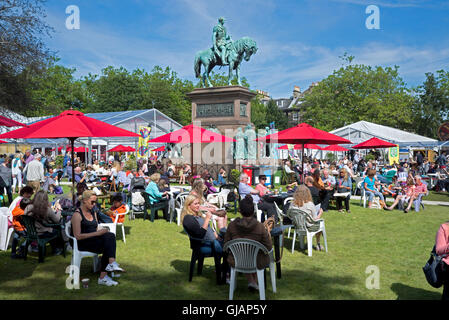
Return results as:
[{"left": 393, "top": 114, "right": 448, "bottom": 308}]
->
[
  {"left": 364, "top": 169, "right": 391, "bottom": 210},
  {"left": 144, "top": 172, "right": 170, "bottom": 221},
  {"left": 335, "top": 168, "right": 352, "bottom": 213}
]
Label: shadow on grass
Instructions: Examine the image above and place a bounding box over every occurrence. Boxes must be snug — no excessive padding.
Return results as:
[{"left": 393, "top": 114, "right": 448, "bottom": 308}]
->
[
  {"left": 391, "top": 283, "right": 441, "bottom": 300},
  {"left": 0, "top": 249, "right": 362, "bottom": 300}
]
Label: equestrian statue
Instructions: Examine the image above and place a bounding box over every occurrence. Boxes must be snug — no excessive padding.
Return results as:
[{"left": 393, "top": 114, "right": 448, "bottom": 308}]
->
[{"left": 194, "top": 17, "right": 258, "bottom": 87}]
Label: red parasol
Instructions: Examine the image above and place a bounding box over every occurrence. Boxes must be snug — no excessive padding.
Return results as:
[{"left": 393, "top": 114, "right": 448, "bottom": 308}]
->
[
  {"left": 151, "top": 146, "right": 166, "bottom": 152},
  {"left": 0, "top": 140, "right": 7, "bottom": 143},
  {"left": 147, "top": 123, "right": 235, "bottom": 172},
  {"left": 0, "top": 115, "right": 26, "bottom": 127},
  {"left": 0, "top": 109, "right": 139, "bottom": 203},
  {"left": 322, "top": 145, "right": 350, "bottom": 152},
  {"left": 352, "top": 137, "right": 396, "bottom": 149},
  {"left": 108, "top": 145, "right": 136, "bottom": 152},
  {"left": 278, "top": 143, "right": 322, "bottom": 150},
  {"left": 257, "top": 123, "right": 351, "bottom": 182},
  {"left": 147, "top": 124, "right": 234, "bottom": 144}
]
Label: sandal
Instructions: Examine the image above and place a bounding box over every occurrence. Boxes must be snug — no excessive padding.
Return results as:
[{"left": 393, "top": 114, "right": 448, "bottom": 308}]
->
[{"left": 316, "top": 243, "right": 323, "bottom": 251}]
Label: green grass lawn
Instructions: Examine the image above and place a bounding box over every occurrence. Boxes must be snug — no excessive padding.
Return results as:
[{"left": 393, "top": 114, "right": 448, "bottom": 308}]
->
[{"left": 1, "top": 183, "right": 448, "bottom": 300}]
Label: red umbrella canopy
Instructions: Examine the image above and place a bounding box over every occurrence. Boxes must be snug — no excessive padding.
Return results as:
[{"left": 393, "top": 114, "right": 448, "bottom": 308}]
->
[
  {"left": 278, "top": 143, "right": 322, "bottom": 150},
  {"left": 152, "top": 146, "right": 166, "bottom": 152},
  {"left": 322, "top": 145, "right": 350, "bottom": 152},
  {"left": 74, "top": 147, "right": 88, "bottom": 153},
  {"left": 0, "top": 115, "right": 26, "bottom": 127},
  {"left": 257, "top": 123, "right": 351, "bottom": 145},
  {"left": 352, "top": 137, "right": 396, "bottom": 149},
  {"left": 147, "top": 124, "right": 235, "bottom": 144},
  {"left": 0, "top": 140, "right": 7, "bottom": 143},
  {"left": 108, "top": 145, "right": 135, "bottom": 152},
  {"left": 0, "top": 110, "right": 140, "bottom": 139}
]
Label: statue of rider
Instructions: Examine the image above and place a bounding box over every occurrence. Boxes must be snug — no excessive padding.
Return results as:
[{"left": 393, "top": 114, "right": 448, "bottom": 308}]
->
[{"left": 212, "top": 17, "right": 232, "bottom": 65}]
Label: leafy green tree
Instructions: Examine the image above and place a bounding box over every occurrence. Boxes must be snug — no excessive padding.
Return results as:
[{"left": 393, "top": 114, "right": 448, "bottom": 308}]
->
[
  {"left": 83, "top": 66, "right": 142, "bottom": 113},
  {"left": 411, "top": 70, "right": 449, "bottom": 139},
  {"left": 0, "top": 0, "right": 53, "bottom": 115},
  {"left": 250, "top": 96, "right": 267, "bottom": 129},
  {"left": 25, "top": 57, "right": 89, "bottom": 116},
  {"left": 300, "top": 57, "right": 414, "bottom": 132},
  {"left": 265, "top": 99, "right": 288, "bottom": 131}
]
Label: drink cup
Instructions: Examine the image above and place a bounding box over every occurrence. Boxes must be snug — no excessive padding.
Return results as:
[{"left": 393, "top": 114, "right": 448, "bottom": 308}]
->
[{"left": 82, "top": 278, "right": 89, "bottom": 289}]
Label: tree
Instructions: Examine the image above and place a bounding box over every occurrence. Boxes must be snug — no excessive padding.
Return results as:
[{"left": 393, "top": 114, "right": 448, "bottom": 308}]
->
[
  {"left": 82, "top": 66, "right": 142, "bottom": 113},
  {"left": 411, "top": 70, "right": 449, "bottom": 139},
  {"left": 300, "top": 57, "right": 414, "bottom": 132},
  {"left": 0, "top": 0, "right": 53, "bottom": 114},
  {"left": 250, "top": 96, "right": 267, "bottom": 129},
  {"left": 265, "top": 99, "right": 288, "bottom": 131},
  {"left": 24, "top": 57, "right": 90, "bottom": 116}
]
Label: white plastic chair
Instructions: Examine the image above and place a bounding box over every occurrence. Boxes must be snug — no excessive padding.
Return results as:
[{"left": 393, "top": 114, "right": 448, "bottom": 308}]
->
[
  {"left": 357, "top": 180, "right": 380, "bottom": 209},
  {"left": 207, "top": 189, "right": 230, "bottom": 209},
  {"left": 290, "top": 208, "right": 328, "bottom": 257},
  {"left": 223, "top": 238, "right": 276, "bottom": 300},
  {"left": 254, "top": 203, "right": 265, "bottom": 222},
  {"left": 175, "top": 192, "right": 190, "bottom": 226},
  {"left": 65, "top": 221, "right": 100, "bottom": 288},
  {"left": 0, "top": 207, "right": 13, "bottom": 251},
  {"left": 99, "top": 204, "right": 129, "bottom": 243}
]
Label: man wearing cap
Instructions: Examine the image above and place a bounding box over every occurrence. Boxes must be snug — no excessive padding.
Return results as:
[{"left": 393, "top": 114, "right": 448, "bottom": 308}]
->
[{"left": 24, "top": 153, "right": 44, "bottom": 194}]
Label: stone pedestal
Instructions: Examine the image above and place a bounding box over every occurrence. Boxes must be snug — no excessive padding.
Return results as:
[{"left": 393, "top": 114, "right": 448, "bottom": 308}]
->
[
  {"left": 186, "top": 86, "right": 256, "bottom": 174},
  {"left": 188, "top": 86, "right": 255, "bottom": 131}
]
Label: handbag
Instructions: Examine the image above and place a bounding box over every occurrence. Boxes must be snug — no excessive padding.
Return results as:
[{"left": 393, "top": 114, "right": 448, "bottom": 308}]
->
[{"left": 423, "top": 245, "right": 447, "bottom": 288}]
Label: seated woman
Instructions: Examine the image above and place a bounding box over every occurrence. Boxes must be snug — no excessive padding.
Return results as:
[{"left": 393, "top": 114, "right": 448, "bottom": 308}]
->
[
  {"left": 24, "top": 190, "right": 65, "bottom": 255},
  {"left": 70, "top": 190, "right": 125, "bottom": 287},
  {"left": 190, "top": 178, "right": 228, "bottom": 230},
  {"left": 363, "top": 169, "right": 391, "bottom": 210},
  {"left": 181, "top": 195, "right": 225, "bottom": 279},
  {"left": 286, "top": 185, "right": 324, "bottom": 251},
  {"left": 144, "top": 173, "right": 170, "bottom": 221},
  {"left": 335, "top": 168, "right": 352, "bottom": 213},
  {"left": 224, "top": 195, "right": 272, "bottom": 291},
  {"left": 255, "top": 175, "right": 271, "bottom": 197}
]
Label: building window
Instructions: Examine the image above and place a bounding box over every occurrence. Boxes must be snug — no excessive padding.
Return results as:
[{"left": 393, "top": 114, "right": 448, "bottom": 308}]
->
[{"left": 292, "top": 112, "right": 299, "bottom": 121}]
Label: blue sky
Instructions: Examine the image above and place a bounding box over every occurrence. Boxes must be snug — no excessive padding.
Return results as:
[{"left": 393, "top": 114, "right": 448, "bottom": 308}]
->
[{"left": 43, "top": 0, "right": 449, "bottom": 98}]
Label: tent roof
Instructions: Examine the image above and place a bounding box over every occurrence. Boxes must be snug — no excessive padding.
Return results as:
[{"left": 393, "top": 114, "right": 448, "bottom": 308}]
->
[{"left": 330, "top": 121, "right": 437, "bottom": 145}]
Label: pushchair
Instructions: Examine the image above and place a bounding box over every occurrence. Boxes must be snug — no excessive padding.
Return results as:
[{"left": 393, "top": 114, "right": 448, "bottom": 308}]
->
[{"left": 128, "top": 176, "right": 146, "bottom": 220}]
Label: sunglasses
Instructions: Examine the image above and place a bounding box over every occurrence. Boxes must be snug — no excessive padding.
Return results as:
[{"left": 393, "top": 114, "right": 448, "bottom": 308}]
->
[{"left": 90, "top": 200, "right": 97, "bottom": 205}]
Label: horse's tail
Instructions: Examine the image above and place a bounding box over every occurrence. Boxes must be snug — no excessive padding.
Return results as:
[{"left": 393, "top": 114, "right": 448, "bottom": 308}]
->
[{"left": 194, "top": 53, "right": 202, "bottom": 78}]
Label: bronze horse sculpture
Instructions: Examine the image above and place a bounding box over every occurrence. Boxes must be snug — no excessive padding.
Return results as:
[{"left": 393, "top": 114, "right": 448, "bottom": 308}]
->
[{"left": 194, "top": 37, "right": 258, "bottom": 87}]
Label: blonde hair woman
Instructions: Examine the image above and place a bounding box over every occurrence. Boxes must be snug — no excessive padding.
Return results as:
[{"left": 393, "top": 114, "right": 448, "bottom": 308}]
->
[
  {"left": 287, "top": 185, "right": 324, "bottom": 251},
  {"left": 181, "top": 194, "right": 223, "bottom": 253},
  {"left": 335, "top": 168, "right": 352, "bottom": 213},
  {"left": 70, "top": 190, "right": 125, "bottom": 286},
  {"left": 190, "top": 178, "right": 228, "bottom": 229}
]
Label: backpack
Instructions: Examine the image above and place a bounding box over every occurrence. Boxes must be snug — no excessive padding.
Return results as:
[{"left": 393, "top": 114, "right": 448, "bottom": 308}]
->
[{"left": 423, "top": 245, "right": 447, "bottom": 288}]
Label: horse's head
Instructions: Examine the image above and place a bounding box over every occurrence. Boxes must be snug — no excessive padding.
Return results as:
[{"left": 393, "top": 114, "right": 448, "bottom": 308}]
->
[{"left": 239, "top": 37, "right": 258, "bottom": 62}]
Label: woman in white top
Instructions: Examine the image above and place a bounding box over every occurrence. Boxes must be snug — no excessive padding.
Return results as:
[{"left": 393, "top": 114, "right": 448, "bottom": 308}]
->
[{"left": 11, "top": 153, "right": 23, "bottom": 194}]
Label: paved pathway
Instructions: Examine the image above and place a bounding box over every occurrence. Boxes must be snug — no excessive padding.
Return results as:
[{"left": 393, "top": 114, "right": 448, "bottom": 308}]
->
[{"left": 350, "top": 195, "right": 449, "bottom": 207}]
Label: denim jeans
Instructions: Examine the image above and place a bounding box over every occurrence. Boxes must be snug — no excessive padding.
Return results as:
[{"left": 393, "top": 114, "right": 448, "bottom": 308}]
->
[{"left": 365, "top": 190, "right": 384, "bottom": 202}]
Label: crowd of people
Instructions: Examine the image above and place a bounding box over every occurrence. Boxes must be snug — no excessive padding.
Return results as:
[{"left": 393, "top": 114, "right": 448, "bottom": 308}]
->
[{"left": 3, "top": 147, "right": 449, "bottom": 295}]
